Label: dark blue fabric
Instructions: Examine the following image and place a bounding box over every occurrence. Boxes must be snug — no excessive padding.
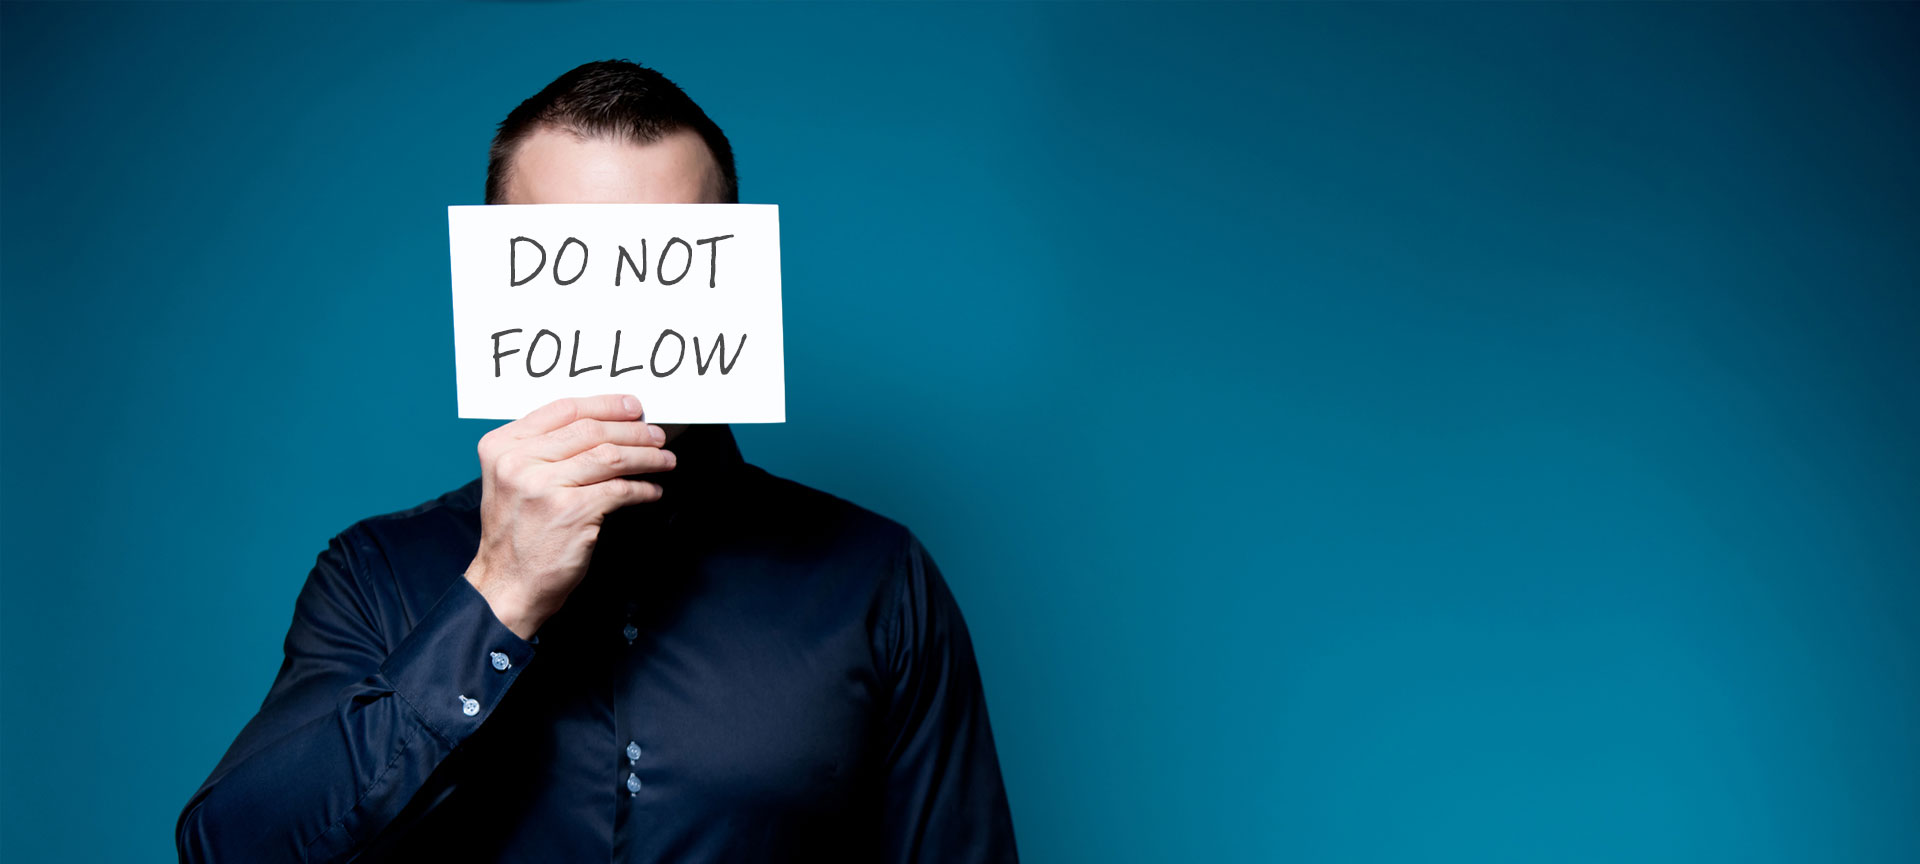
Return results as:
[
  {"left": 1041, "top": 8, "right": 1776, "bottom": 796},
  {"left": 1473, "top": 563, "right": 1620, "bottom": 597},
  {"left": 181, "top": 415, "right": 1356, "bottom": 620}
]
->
[{"left": 177, "top": 424, "right": 1018, "bottom": 863}]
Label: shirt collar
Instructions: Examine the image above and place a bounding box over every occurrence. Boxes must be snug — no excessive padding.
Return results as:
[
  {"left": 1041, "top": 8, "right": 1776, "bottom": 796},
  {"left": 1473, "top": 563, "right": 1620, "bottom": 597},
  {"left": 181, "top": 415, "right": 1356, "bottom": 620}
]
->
[
  {"left": 615, "top": 422, "right": 745, "bottom": 528},
  {"left": 562, "top": 423, "right": 742, "bottom": 620}
]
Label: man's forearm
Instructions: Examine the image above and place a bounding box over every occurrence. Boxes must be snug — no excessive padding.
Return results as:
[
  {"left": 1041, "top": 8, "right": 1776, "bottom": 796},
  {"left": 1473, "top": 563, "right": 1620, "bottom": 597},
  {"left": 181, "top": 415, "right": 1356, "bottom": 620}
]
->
[{"left": 178, "top": 568, "right": 534, "bottom": 862}]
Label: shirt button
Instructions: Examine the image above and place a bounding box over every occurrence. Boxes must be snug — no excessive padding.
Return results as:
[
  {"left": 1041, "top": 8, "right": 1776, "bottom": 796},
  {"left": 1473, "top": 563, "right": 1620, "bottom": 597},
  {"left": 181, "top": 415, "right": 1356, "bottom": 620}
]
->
[
  {"left": 626, "top": 741, "right": 642, "bottom": 762},
  {"left": 458, "top": 695, "right": 479, "bottom": 716},
  {"left": 489, "top": 651, "right": 511, "bottom": 671},
  {"left": 626, "top": 773, "right": 642, "bottom": 795},
  {"left": 622, "top": 624, "right": 640, "bottom": 642}
]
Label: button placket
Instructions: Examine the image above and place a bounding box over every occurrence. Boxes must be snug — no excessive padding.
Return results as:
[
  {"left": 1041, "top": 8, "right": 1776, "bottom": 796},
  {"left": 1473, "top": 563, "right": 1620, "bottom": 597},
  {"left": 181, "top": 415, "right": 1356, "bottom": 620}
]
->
[{"left": 620, "top": 599, "right": 643, "bottom": 801}]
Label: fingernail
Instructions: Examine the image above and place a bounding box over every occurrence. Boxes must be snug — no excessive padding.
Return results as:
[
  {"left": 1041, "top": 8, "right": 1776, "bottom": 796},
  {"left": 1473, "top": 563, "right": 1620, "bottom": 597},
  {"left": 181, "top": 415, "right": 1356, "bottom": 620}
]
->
[
  {"left": 649, "top": 425, "right": 666, "bottom": 445},
  {"left": 622, "top": 396, "right": 642, "bottom": 416},
  {"left": 663, "top": 450, "right": 677, "bottom": 468}
]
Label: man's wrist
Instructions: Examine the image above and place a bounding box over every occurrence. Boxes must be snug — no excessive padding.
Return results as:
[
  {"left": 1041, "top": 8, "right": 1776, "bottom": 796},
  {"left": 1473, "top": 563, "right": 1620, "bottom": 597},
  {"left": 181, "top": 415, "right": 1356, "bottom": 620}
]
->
[{"left": 464, "top": 560, "right": 547, "bottom": 640}]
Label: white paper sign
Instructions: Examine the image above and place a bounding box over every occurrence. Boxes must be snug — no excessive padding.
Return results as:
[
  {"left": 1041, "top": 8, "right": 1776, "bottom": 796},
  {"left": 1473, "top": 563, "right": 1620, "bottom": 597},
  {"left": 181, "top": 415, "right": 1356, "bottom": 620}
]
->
[{"left": 448, "top": 204, "right": 784, "bottom": 422}]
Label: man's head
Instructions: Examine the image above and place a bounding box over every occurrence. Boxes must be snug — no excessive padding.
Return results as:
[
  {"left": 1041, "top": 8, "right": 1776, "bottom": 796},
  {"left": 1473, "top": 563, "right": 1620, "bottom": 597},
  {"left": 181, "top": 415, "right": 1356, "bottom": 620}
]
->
[
  {"left": 486, "top": 59, "right": 737, "bottom": 207},
  {"left": 488, "top": 60, "right": 733, "bottom": 444}
]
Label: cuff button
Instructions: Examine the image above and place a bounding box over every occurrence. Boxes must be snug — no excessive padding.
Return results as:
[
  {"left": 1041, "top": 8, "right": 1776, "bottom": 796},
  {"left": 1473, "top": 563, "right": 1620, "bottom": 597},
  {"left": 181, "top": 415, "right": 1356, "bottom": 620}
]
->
[{"left": 489, "top": 651, "right": 511, "bottom": 671}]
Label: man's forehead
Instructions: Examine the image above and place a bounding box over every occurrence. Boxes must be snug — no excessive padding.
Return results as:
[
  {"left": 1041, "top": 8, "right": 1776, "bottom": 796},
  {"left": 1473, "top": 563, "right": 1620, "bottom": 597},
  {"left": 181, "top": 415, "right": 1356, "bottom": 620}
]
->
[{"left": 502, "top": 126, "right": 722, "bottom": 205}]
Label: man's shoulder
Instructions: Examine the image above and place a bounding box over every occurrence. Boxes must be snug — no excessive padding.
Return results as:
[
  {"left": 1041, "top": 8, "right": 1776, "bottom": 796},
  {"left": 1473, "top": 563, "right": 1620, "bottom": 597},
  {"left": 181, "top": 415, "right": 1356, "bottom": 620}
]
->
[
  {"left": 353, "top": 476, "right": 483, "bottom": 533},
  {"left": 718, "top": 464, "right": 920, "bottom": 563},
  {"left": 327, "top": 465, "right": 922, "bottom": 584},
  {"left": 331, "top": 477, "right": 485, "bottom": 583}
]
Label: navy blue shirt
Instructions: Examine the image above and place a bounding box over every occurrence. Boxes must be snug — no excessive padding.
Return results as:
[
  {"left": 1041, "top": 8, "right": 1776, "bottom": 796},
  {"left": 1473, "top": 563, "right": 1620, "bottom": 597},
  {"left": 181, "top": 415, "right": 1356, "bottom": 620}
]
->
[{"left": 177, "top": 424, "right": 1018, "bottom": 862}]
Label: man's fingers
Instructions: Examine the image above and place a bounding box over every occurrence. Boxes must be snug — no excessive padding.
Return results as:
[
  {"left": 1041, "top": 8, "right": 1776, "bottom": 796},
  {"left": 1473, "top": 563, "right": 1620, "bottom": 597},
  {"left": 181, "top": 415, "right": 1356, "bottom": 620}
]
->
[
  {"left": 505, "top": 394, "right": 645, "bottom": 439},
  {"left": 596, "top": 477, "right": 664, "bottom": 508},
  {"left": 553, "top": 443, "right": 677, "bottom": 487},
  {"left": 522, "top": 418, "right": 666, "bottom": 461}
]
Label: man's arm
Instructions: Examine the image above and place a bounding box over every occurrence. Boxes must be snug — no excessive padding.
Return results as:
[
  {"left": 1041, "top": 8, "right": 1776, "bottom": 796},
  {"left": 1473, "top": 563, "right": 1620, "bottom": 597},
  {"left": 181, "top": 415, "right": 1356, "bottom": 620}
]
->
[
  {"left": 877, "top": 536, "right": 1020, "bottom": 863},
  {"left": 177, "top": 395, "right": 673, "bottom": 862},
  {"left": 175, "top": 531, "right": 534, "bottom": 862}
]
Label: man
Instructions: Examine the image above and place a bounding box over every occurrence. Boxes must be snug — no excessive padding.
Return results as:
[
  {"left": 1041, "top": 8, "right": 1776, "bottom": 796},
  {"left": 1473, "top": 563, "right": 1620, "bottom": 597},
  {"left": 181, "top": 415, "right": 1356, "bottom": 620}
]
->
[{"left": 177, "top": 60, "right": 1018, "bottom": 863}]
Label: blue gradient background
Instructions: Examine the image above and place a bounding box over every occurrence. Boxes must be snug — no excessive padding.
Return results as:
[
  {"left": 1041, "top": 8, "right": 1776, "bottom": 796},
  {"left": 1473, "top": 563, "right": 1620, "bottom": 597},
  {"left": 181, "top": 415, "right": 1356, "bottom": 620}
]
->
[{"left": 4, "top": 2, "right": 1917, "bottom": 861}]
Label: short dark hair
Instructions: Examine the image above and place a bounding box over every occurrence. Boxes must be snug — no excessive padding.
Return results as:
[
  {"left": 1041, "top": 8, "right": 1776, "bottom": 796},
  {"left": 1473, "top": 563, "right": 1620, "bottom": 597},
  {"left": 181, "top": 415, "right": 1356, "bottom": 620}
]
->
[{"left": 485, "top": 59, "right": 738, "bottom": 204}]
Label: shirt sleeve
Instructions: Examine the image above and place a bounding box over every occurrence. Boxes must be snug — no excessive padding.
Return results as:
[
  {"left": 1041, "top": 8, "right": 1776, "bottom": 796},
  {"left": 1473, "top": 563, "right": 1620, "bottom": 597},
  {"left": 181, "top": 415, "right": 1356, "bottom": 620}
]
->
[
  {"left": 877, "top": 534, "right": 1020, "bottom": 863},
  {"left": 175, "top": 526, "right": 536, "bottom": 863}
]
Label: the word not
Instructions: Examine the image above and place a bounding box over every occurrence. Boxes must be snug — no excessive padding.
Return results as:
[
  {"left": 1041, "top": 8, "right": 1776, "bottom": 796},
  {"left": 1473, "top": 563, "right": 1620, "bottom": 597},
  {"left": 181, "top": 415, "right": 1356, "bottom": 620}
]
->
[{"left": 509, "top": 235, "right": 735, "bottom": 289}]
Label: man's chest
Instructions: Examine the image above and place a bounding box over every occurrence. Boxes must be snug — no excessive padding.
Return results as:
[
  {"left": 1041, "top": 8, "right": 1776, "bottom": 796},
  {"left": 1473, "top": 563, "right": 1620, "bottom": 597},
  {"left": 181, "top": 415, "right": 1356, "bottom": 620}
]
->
[{"left": 379, "top": 561, "right": 891, "bottom": 860}]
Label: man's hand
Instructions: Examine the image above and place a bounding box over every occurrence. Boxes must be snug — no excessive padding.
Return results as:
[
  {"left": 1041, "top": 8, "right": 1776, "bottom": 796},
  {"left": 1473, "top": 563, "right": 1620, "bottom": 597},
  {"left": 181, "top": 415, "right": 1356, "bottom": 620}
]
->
[{"left": 465, "top": 394, "right": 673, "bottom": 639}]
